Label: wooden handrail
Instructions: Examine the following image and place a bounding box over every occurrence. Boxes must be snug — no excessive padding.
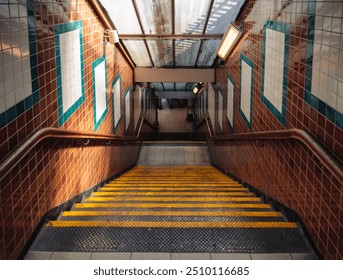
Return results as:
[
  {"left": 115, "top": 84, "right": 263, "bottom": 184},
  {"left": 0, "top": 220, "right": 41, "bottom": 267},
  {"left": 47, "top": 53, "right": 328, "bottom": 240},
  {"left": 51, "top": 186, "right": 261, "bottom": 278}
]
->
[
  {"left": 0, "top": 117, "right": 155, "bottom": 181},
  {"left": 202, "top": 117, "right": 343, "bottom": 183}
]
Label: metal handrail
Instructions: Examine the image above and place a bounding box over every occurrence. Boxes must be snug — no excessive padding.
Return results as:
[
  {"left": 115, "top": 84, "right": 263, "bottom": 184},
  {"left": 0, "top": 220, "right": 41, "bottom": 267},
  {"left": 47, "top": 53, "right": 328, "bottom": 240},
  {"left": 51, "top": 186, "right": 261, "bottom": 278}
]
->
[
  {"left": 202, "top": 117, "right": 343, "bottom": 183},
  {"left": 0, "top": 117, "right": 153, "bottom": 180}
]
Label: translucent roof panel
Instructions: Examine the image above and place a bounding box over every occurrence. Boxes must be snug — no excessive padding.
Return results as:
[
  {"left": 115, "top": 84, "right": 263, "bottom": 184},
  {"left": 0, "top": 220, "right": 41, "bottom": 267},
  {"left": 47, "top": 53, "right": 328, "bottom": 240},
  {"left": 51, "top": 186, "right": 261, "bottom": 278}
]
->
[
  {"left": 162, "top": 83, "right": 175, "bottom": 91},
  {"left": 175, "top": 0, "right": 211, "bottom": 34},
  {"left": 152, "top": 83, "right": 192, "bottom": 92},
  {"left": 175, "top": 40, "right": 201, "bottom": 66},
  {"left": 147, "top": 40, "right": 173, "bottom": 67},
  {"left": 205, "top": 0, "right": 246, "bottom": 34},
  {"left": 135, "top": 0, "right": 172, "bottom": 34},
  {"left": 197, "top": 39, "right": 221, "bottom": 66},
  {"left": 151, "top": 83, "right": 164, "bottom": 91},
  {"left": 123, "top": 41, "right": 153, "bottom": 67},
  {"left": 98, "top": 0, "right": 247, "bottom": 68},
  {"left": 99, "top": 0, "right": 141, "bottom": 34},
  {"left": 175, "top": 83, "right": 188, "bottom": 91}
]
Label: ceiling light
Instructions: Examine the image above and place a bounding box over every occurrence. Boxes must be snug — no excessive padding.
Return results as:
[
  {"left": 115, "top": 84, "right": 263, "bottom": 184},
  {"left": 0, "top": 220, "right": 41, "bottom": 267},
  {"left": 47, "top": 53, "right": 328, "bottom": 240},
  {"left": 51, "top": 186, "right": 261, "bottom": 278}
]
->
[
  {"left": 193, "top": 82, "right": 203, "bottom": 94},
  {"left": 217, "top": 23, "right": 242, "bottom": 61}
]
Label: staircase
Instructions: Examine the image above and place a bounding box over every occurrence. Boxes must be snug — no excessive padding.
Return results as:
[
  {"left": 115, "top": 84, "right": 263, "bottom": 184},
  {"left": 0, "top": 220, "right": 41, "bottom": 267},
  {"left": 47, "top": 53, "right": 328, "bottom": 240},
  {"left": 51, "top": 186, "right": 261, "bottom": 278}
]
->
[{"left": 28, "top": 165, "right": 313, "bottom": 255}]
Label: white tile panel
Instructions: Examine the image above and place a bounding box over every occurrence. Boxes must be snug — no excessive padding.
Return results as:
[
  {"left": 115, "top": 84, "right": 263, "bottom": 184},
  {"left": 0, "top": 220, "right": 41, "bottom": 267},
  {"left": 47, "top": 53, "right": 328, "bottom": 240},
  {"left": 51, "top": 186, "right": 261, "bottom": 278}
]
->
[
  {"left": 218, "top": 90, "right": 223, "bottom": 130},
  {"left": 263, "top": 28, "right": 285, "bottom": 113},
  {"left": 311, "top": 1, "right": 343, "bottom": 114},
  {"left": 0, "top": 1, "right": 32, "bottom": 115},
  {"left": 94, "top": 60, "right": 107, "bottom": 124},
  {"left": 208, "top": 83, "right": 215, "bottom": 128},
  {"left": 59, "top": 29, "right": 82, "bottom": 114},
  {"left": 112, "top": 77, "right": 121, "bottom": 130},
  {"left": 240, "top": 60, "right": 252, "bottom": 123},
  {"left": 134, "top": 86, "right": 142, "bottom": 131},
  {"left": 227, "top": 77, "right": 234, "bottom": 127},
  {"left": 125, "top": 89, "right": 131, "bottom": 131}
]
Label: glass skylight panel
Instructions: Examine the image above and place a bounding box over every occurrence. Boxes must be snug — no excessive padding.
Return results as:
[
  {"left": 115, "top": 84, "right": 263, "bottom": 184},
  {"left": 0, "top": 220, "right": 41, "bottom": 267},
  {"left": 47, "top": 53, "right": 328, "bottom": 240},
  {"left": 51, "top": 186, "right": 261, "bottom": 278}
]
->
[
  {"left": 196, "top": 39, "right": 221, "bottom": 66},
  {"left": 135, "top": 0, "right": 172, "bottom": 34},
  {"left": 206, "top": 0, "right": 245, "bottom": 34},
  {"left": 124, "top": 41, "right": 153, "bottom": 67},
  {"left": 175, "top": 83, "right": 188, "bottom": 91},
  {"left": 175, "top": 40, "right": 201, "bottom": 66},
  {"left": 99, "top": 0, "right": 141, "bottom": 34},
  {"left": 175, "top": 0, "right": 210, "bottom": 34},
  {"left": 163, "top": 83, "right": 175, "bottom": 91},
  {"left": 147, "top": 40, "right": 173, "bottom": 67},
  {"left": 152, "top": 83, "right": 164, "bottom": 91}
]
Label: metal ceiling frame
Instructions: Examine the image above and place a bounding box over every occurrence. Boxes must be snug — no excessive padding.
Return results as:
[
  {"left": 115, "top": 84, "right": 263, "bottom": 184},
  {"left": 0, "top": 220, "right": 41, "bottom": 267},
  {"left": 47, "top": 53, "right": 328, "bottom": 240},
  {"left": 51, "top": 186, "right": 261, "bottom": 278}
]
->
[
  {"left": 96, "top": 0, "right": 247, "bottom": 69},
  {"left": 118, "top": 34, "right": 223, "bottom": 40}
]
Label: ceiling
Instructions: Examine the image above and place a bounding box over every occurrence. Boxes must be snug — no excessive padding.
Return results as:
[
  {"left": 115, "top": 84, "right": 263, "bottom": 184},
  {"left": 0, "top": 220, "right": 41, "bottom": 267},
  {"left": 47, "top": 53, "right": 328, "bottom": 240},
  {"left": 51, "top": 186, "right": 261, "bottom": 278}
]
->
[{"left": 98, "top": 0, "right": 246, "bottom": 69}]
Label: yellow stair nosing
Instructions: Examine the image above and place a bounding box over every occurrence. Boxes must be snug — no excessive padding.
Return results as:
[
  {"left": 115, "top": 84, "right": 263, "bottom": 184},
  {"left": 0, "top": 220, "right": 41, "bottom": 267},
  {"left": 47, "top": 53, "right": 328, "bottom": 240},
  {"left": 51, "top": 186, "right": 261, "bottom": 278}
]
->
[
  {"left": 74, "top": 203, "right": 271, "bottom": 209},
  {"left": 62, "top": 210, "right": 283, "bottom": 217},
  {"left": 47, "top": 221, "right": 297, "bottom": 228},
  {"left": 99, "top": 187, "right": 247, "bottom": 192},
  {"left": 92, "top": 191, "right": 254, "bottom": 197},
  {"left": 85, "top": 197, "right": 261, "bottom": 202}
]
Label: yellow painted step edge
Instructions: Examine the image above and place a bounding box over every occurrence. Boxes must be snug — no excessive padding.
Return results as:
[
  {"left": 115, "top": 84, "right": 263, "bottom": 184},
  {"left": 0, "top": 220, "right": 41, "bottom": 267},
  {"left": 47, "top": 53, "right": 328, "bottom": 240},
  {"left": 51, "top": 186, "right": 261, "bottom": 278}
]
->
[
  {"left": 46, "top": 221, "right": 297, "bottom": 228},
  {"left": 74, "top": 203, "right": 271, "bottom": 209},
  {"left": 100, "top": 187, "right": 247, "bottom": 191},
  {"left": 62, "top": 210, "right": 282, "bottom": 217},
  {"left": 85, "top": 197, "right": 261, "bottom": 202},
  {"left": 93, "top": 191, "right": 254, "bottom": 196}
]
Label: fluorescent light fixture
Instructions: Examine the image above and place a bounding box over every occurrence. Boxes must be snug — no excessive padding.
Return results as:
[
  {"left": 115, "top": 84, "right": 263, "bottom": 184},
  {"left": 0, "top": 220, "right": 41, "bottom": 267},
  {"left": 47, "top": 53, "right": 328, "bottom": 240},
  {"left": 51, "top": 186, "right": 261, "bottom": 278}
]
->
[
  {"left": 193, "top": 86, "right": 199, "bottom": 94},
  {"left": 193, "top": 82, "right": 203, "bottom": 94},
  {"left": 217, "top": 24, "right": 242, "bottom": 61}
]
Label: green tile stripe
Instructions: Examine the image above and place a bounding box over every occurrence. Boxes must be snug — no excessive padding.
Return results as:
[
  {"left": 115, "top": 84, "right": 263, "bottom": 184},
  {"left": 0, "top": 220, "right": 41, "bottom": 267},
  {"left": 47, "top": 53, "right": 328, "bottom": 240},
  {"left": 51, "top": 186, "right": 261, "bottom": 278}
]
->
[
  {"left": 239, "top": 53, "right": 254, "bottom": 131},
  {"left": 305, "top": 0, "right": 343, "bottom": 129},
  {"left": 261, "top": 20, "right": 290, "bottom": 127},
  {"left": 0, "top": 0, "right": 39, "bottom": 128},
  {"left": 54, "top": 20, "right": 86, "bottom": 127},
  {"left": 92, "top": 55, "right": 108, "bottom": 131},
  {"left": 112, "top": 74, "right": 122, "bottom": 132}
]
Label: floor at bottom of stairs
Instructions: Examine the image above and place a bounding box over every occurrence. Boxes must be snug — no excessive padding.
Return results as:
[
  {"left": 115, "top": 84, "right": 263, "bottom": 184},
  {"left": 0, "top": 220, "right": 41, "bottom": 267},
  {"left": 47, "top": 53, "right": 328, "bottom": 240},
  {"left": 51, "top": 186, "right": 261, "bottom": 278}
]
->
[
  {"left": 24, "top": 251, "right": 318, "bottom": 260},
  {"left": 24, "top": 226, "right": 318, "bottom": 260}
]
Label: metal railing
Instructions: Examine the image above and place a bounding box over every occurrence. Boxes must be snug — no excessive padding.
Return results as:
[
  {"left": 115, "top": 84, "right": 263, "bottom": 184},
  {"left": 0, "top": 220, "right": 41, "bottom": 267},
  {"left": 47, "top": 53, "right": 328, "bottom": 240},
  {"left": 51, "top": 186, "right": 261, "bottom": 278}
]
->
[{"left": 0, "top": 117, "right": 155, "bottom": 181}]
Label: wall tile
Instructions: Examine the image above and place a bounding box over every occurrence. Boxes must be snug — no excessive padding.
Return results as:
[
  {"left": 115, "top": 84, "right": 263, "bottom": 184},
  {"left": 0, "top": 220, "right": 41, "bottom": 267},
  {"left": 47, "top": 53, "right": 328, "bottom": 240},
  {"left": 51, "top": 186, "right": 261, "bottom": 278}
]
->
[
  {"left": 0, "top": 0, "right": 135, "bottom": 259},
  {"left": 214, "top": 0, "right": 343, "bottom": 260}
]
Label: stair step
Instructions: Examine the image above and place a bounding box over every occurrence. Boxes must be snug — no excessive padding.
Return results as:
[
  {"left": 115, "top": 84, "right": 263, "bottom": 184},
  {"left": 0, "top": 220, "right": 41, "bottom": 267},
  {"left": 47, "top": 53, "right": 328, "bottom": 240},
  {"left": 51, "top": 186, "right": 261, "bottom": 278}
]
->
[
  {"left": 105, "top": 183, "right": 242, "bottom": 187},
  {"left": 28, "top": 165, "right": 315, "bottom": 256},
  {"left": 46, "top": 220, "right": 297, "bottom": 228},
  {"left": 62, "top": 210, "right": 283, "bottom": 217},
  {"left": 100, "top": 187, "right": 247, "bottom": 191},
  {"left": 92, "top": 191, "right": 254, "bottom": 196},
  {"left": 84, "top": 196, "right": 261, "bottom": 202},
  {"left": 74, "top": 203, "right": 272, "bottom": 209},
  {"left": 60, "top": 215, "right": 286, "bottom": 222}
]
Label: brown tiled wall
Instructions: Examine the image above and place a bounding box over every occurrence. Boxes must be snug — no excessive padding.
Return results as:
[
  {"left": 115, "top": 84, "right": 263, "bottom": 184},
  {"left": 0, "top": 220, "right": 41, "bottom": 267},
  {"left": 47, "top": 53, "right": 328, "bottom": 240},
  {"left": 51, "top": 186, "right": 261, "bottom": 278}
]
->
[
  {"left": 212, "top": 0, "right": 343, "bottom": 259},
  {"left": 209, "top": 138, "right": 342, "bottom": 259},
  {"left": 0, "top": 0, "right": 136, "bottom": 259}
]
